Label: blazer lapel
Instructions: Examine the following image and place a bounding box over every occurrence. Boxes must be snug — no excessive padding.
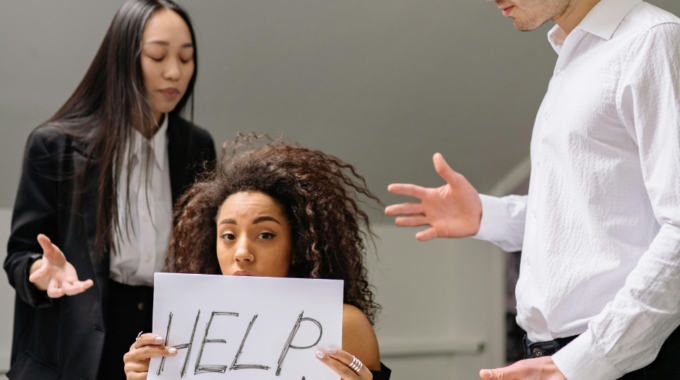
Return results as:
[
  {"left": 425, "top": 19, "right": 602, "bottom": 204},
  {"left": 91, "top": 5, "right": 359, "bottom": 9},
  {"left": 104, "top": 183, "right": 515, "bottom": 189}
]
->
[
  {"left": 71, "top": 146, "right": 109, "bottom": 315},
  {"left": 167, "top": 114, "right": 192, "bottom": 205}
]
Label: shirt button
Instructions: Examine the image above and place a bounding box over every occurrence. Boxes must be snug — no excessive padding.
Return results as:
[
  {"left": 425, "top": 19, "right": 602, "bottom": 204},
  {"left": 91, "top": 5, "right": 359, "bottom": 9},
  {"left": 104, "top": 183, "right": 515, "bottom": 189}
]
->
[
  {"left": 543, "top": 112, "right": 549, "bottom": 121},
  {"left": 532, "top": 347, "right": 544, "bottom": 357},
  {"left": 143, "top": 215, "right": 150, "bottom": 221},
  {"left": 556, "top": 68, "right": 565, "bottom": 76},
  {"left": 138, "top": 302, "right": 144, "bottom": 311},
  {"left": 145, "top": 255, "right": 151, "bottom": 263}
]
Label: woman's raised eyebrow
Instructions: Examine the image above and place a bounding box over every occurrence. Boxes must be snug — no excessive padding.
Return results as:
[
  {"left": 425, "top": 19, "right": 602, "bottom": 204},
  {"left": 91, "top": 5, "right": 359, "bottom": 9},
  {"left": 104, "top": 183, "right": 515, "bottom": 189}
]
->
[
  {"left": 219, "top": 218, "right": 237, "bottom": 225},
  {"left": 252, "top": 216, "right": 281, "bottom": 225}
]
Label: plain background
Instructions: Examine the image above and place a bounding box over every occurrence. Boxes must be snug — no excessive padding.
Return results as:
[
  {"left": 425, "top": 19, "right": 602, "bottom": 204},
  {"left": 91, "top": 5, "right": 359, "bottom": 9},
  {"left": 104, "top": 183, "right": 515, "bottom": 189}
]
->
[{"left": 1, "top": 1, "right": 679, "bottom": 379}]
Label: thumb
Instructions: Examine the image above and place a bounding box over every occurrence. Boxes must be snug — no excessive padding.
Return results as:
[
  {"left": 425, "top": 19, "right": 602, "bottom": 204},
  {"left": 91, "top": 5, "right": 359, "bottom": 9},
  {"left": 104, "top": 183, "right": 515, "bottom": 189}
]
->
[
  {"left": 479, "top": 369, "right": 495, "bottom": 379},
  {"left": 29, "top": 260, "right": 48, "bottom": 282},
  {"left": 433, "top": 153, "right": 459, "bottom": 185}
]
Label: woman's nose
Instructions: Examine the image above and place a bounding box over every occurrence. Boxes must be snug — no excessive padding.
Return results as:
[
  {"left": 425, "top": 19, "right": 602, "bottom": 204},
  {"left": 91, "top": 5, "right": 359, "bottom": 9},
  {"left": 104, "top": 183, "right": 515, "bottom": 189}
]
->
[
  {"left": 234, "top": 239, "right": 253, "bottom": 263},
  {"left": 163, "top": 58, "right": 181, "bottom": 81}
]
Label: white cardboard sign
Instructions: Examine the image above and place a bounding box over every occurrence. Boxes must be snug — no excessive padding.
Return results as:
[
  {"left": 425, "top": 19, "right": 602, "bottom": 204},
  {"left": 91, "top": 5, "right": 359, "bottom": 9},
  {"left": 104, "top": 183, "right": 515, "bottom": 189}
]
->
[{"left": 149, "top": 273, "right": 343, "bottom": 380}]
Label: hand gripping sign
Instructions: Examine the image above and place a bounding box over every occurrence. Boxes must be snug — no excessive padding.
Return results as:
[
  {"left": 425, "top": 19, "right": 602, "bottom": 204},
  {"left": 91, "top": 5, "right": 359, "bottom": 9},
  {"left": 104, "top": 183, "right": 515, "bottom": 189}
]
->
[{"left": 149, "top": 274, "right": 343, "bottom": 380}]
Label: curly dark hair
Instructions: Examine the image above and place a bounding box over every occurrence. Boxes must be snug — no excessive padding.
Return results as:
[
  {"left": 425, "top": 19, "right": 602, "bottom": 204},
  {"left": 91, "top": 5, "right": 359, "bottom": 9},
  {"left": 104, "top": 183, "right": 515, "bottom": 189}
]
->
[{"left": 167, "top": 134, "right": 382, "bottom": 324}]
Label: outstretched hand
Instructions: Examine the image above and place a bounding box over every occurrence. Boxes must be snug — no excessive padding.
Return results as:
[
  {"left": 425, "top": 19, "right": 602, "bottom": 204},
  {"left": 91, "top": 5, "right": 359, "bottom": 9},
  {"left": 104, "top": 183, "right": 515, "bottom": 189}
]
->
[
  {"left": 385, "top": 153, "right": 482, "bottom": 241},
  {"left": 480, "top": 357, "right": 567, "bottom": 380},
  {"left": 28, "top": 234, "right": 94, "bottom": 298}
]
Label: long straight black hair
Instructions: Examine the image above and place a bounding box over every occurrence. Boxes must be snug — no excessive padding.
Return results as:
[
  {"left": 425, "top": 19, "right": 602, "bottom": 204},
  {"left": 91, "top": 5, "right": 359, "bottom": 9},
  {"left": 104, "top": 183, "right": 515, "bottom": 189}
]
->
[{"left": 41, "top": 0, "right": 198, "bottom": 258}]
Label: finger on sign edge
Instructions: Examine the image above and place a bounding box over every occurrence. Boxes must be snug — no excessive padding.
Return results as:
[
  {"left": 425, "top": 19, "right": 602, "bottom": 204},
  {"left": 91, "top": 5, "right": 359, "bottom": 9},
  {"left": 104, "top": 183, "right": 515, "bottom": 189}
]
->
[
  {"left": 126, "top": 372, "right": 148, "bottom": 380},
  {"left": 136, "top": 333, "right": 167, "bottom": 348},
  {"left": 326, "top": 348, "right": 372, "bottom": 379},
  {"left": 395, "top": 216, "right": 429, "bottom": 227},
  {"left": 387, "top": 184, "right": 426, "bottom": 199},
  {"left": 415, "top": 227, "right": 438, "bottom": 241},
  {"left": 132, "top": 345, "right": 177, "bottom": 360},
  {"left": 124, "top": 362, "right": 153, "bottom": 373},
  {"left": 316, "top": 350, "right": 362, "bottom": 380},
  {"left": 384, "top": 202, "right": 424, "bottom": 216}
]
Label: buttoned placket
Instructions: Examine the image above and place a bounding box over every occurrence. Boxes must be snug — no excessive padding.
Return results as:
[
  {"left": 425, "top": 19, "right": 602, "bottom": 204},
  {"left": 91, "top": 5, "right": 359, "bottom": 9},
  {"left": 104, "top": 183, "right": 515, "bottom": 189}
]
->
[{"left": 135, "top": 144, "right": 159, "bottom": 281}]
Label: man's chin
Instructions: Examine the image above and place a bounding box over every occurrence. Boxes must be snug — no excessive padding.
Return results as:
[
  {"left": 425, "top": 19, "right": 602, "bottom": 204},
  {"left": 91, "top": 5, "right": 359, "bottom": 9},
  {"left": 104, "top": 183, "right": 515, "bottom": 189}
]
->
[{"left": 512, "top": 16, "right": 551, "bottom": 32}]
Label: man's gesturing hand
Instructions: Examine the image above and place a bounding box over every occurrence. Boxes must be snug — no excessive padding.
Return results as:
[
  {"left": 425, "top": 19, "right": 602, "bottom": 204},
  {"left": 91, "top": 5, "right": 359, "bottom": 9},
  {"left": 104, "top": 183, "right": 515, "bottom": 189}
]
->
[
  {"left": 479, "top": 357, "right": 567, "bottom": 380},
  {"left": 28, "top": 234, "right": 94, "bottom": 298},
  {"left": 385, "top": 153, "right": 482, "bottom": 241}
]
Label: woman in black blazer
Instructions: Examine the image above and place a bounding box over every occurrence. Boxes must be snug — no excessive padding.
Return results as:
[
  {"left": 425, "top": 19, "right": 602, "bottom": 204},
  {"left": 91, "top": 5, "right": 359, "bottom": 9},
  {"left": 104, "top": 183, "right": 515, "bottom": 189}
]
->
[{"left": 3, "top": 1, "right": 215, "bottom": 379}]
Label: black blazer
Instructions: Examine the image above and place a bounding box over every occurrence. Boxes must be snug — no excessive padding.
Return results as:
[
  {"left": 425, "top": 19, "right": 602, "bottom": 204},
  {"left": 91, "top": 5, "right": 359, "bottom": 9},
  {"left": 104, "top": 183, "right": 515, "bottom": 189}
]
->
[{"left": 3, "top": 114, "right": 215, "bottom": 380}]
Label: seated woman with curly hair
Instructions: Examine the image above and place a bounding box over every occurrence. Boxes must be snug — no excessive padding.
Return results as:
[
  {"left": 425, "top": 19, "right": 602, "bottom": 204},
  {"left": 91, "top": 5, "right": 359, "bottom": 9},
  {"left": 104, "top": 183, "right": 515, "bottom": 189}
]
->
[{"left": 123, "top": 136, "right": 390, "bottom": 380}]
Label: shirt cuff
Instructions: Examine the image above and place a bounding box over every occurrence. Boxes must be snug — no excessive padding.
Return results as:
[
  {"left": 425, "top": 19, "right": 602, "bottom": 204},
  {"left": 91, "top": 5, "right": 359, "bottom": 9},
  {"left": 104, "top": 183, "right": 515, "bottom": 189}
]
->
[
  {"left": 472, "top": 194, "right": 508, "bottom": 243},
  {"left": 552, "top": 331, "right": 623, "bottom": 380}
]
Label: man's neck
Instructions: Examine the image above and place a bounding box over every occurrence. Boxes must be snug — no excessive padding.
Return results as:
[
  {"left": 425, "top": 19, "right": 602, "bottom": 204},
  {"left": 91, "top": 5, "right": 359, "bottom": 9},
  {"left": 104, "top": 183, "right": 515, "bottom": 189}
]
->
[{"left": 553, "top": 0, "right": 601, "bottom": 35}]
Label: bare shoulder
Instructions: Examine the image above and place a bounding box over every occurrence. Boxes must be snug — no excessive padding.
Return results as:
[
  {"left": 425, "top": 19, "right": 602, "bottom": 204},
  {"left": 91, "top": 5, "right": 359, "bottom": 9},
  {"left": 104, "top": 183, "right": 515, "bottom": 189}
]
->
[{"left": 342, "top": 304, "right": 381, "bottom": 371}]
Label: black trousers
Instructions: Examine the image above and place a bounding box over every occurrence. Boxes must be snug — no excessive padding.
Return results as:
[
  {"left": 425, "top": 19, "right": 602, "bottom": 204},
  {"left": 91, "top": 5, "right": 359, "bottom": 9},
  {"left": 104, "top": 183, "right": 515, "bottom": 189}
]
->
[
  {"left": 523, "top": 325, "right": 680, "bottom": 379},
  {"left": 97, "top": 280, "right": 154, "bottom": 380}
]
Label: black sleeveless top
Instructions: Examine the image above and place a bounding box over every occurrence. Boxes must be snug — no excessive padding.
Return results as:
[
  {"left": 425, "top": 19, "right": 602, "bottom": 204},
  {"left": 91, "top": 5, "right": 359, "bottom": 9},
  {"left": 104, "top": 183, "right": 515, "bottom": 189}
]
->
[{"left": 370, "top": 363, "right": 392, "bottom": 379}]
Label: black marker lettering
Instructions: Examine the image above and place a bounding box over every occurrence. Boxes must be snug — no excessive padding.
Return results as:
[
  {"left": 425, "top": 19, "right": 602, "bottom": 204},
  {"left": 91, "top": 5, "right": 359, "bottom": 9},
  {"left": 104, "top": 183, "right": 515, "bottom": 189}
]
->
[
  {"left": 230, "top": 314, "right": 271, "bottom": 371},
  {"left": 276, "top": 311, "right": 323, "bottom": 376},
  {"left": 194, "top": 311, "right": 239, "bottom": 374},
  {"left": 156, "top": 310, "right": 201, "bottom": 378}
]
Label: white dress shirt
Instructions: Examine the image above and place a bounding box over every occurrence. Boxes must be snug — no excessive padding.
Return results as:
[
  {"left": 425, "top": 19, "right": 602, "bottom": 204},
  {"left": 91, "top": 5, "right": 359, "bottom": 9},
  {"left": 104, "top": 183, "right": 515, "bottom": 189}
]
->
[
  {"left": 473, "top": 1, "right": 680, "bottom": 379},
  {"left": 110, "top": 115, "right": 173, "bottom": 286}
]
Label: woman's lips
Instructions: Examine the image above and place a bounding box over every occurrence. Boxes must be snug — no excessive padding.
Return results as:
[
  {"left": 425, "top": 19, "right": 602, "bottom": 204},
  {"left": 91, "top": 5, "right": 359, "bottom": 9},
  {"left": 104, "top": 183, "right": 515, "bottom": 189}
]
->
[
  {"left": 160, "top": 88, "right": 179, "bottom": 99},
  {"left": 502, "top": 6, "right": 514, "bottom": 17},
  {"left": 233, "top": 270, "right": 254, "bottom": 276}
]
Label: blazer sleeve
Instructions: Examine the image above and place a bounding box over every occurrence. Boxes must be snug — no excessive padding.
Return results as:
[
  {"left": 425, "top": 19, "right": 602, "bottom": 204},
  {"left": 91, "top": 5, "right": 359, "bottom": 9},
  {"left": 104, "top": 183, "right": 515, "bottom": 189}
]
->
[{"left": 4, "top": 128, "right": 61, "bottom": 308}]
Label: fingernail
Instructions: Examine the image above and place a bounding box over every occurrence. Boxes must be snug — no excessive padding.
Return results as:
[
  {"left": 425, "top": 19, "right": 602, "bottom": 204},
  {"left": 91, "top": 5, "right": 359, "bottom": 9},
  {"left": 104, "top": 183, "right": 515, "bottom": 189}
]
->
[
  {"left": 315, "top": 350, "right": 325, "bottom": 359},
  {"left": 168, "top": 347, "right": 177, "bottom": 354},
  {"left": 155, "top": 336, "right": 163, "bottom": 343},
  {"left": 482, "top": 369, "right": 492, "bottom": 378},
  {"left": 328, "top": 349, "right": 337, "bottom": 354}
]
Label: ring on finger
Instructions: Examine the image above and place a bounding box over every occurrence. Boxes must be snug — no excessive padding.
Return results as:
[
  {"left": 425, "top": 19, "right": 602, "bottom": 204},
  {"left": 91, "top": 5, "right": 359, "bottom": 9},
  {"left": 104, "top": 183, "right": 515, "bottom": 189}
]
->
[
  {"left": 349, "top": 356, "right": 363, "bottom": 374},
  {"left": 135, "top": 331, "right": 143, "bottom": 349}
]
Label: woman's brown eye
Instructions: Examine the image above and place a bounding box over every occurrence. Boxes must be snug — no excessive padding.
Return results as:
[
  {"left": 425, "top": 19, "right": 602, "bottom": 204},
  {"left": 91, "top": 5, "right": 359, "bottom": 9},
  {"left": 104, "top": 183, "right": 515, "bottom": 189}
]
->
[{"left": 260, "top": 233, "right": 275, "bottom": 240}]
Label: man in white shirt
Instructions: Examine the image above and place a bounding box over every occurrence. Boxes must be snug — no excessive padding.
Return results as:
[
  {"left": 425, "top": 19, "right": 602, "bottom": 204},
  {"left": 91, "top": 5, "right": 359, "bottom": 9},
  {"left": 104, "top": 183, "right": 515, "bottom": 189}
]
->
[{"left": 386, "top": 0, "right": 680, "bottom": 379}]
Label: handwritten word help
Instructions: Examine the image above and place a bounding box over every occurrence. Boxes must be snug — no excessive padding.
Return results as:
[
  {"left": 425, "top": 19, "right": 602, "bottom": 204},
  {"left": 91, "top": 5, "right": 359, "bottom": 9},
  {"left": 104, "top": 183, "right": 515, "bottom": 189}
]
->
[{"left": 149, "top": 274, "right": 343, "bottom": 380}]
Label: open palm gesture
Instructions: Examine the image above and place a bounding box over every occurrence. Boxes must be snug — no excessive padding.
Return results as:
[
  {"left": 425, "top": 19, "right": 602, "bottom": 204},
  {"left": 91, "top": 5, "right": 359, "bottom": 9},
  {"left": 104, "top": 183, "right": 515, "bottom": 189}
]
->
[
  {"left": 28, "top": 234, "right": 94, "bottom": 298},
  {"left": 385, "top": 153, "right": 482, "bottom": 241}
]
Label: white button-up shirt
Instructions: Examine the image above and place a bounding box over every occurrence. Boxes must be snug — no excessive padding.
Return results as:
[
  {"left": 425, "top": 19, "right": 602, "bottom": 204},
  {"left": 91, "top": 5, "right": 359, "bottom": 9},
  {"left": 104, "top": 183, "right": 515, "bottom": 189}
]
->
[
  {"left": 474, "top": 1, "right": 680, "bottom": 379},
  {"left": 110, "top": 115, "right": 173, "bottom": 286}
]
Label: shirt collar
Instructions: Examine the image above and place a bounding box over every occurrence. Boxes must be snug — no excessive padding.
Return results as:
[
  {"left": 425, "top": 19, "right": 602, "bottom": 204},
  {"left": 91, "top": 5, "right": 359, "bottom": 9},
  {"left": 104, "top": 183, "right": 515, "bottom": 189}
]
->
[
  {"left": 130, "top": 113, "right": 168, "bottom": 171},
  {"left": 151, "top": 113, "right": 168, "bottom": 171},
  {"left": 548, "top": 0, "right": 642, "bottom": 53}
]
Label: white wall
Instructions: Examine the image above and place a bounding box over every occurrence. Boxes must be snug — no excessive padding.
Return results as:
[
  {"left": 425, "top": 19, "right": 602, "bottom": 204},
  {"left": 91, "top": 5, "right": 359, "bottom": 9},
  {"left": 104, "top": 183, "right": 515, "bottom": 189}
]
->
[
  {"left": 0, "top": 0, "right": 561, "bottom": 224},
  {"left": 0, "top": 209, "right": 504, "bottom": 379},
  {"left": 368, "top": 224, "right": 504, "bottom": 379},
  {"left": 0, "top": 209, "right": 13, "bottom": 376}
]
